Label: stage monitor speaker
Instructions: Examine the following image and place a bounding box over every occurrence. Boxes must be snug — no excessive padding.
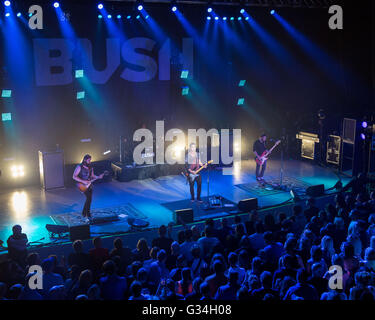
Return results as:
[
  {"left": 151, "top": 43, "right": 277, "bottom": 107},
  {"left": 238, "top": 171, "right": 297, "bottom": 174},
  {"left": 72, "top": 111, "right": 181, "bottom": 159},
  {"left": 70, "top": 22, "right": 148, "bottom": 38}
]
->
[
  {"left": 39, "top": 150, "right": 65, "bottom": 190},
  {"left": 69, "top": 224, "right": 91, "bottom": 241},
  {"left": 174, "top": 208, "right": 194, "bottom": 224},
  {"left": 238, "top": 198, "right": 258, "bottom": 213},
  {"left": 306, "top": 184, "right": 325, "bottom": 197}
]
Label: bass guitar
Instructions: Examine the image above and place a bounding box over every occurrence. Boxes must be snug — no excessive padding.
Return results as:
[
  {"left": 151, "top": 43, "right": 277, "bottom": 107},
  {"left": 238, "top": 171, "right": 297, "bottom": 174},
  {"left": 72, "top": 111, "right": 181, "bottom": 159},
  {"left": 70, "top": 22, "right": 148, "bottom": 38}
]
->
[
  {"left": 182, "top": 160, "right": 213, "bottom": 182},
  {"left": 255, "top": 140, "right": 281, "bottom": 165},
  {"left": 77, "top": 170, "right": 109, "bottom": 193}
]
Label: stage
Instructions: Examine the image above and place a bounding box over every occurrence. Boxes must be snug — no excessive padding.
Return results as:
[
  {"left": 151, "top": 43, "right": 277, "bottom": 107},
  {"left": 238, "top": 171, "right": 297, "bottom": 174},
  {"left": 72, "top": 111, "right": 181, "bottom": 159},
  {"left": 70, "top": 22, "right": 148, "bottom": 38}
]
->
[{"left": 0, "top": 159, "right": 350, "bottom": 246}]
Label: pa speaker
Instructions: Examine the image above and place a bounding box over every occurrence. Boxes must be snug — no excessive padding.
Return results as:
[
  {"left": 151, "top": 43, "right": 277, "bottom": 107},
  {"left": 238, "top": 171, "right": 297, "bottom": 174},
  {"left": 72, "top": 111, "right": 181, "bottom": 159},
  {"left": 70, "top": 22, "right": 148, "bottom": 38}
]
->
[
  {"left": 174, "top": 208, "right": 194, "bottom": 224},
  {"left": 69, "top": 224, "right": 91, "bottom": 241},
  {"left": 306, "top": 184, "right": 325, "bottom": 197},
  {"left": 238, "top": 198, "right": 258, "bottom": 213}
]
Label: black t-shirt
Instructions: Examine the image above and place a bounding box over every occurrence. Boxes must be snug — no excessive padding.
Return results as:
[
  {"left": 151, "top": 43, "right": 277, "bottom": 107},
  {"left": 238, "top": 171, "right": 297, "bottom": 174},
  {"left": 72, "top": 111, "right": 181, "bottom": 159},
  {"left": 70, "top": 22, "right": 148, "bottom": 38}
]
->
[{"left": 253, "top": 140, "right": 267, "bottom": 157}]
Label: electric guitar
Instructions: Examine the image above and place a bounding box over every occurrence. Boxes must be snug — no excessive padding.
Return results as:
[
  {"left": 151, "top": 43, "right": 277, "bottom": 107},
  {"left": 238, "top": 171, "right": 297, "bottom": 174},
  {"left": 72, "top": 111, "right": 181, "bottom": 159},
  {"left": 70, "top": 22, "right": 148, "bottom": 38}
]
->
[
  {"left": 255, "top": 140, "right": 281, "bottom": 165},
  {"left": 77, "top": 170, "right": 109, "bottom": 193},
  {"left": 182, "top": 160, "right": 213, "bottom": 182}
]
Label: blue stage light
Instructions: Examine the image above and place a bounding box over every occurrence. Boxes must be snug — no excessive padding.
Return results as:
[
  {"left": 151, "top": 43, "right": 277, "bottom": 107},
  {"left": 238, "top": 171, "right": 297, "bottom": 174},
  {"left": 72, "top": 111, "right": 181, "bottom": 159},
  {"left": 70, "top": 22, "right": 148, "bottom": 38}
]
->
[
  {"left": 207, "top": 16, "right": 211, "bottom": 20},
  {"left": 2, "top": 113, "right": 11, "bottom": 122},
  {"left": 53, "top": 2, "right": 59, "bottom": 8},
  {"left": 29, "top": 12, "right": 32, "bottom": 17},
  {"left": 207, "top": 7, "right": 212, "bottom": 13},
  {"left": 361, "top": 133, "right": 366, "bottom": 140},
  {"left": 172, "top": 6, "right": 177, "bottom": 12},
  {"left": 5, "top": 12, "right": 10, "bottom": 17},
  {"left": 4, "top": 1, "right": 10, "bottom": 7},
  {"left": 16, "top": 12, "right": 21, "bottom": 17},
  {"left": 238, "top": 16, "right": 242, "bottom": 20},
  {"left": 223, "top": 17, "right": 227, "bottom": 20},
  {"left": 98, "top": 14, "right": 103, "bottom": 19},
  {"left": 245, "top": 16, "right": 249, "bottom": 20},
  {"left": 230, "top": 17, "right": 234, "bottom": 20},
  {"left": 107, "top": 14, "right": 112, "bottom": 19},
  {"left": 117, "top": 14, "right": 121, "bottom": 19},
  {"left": 127, "top": 15, "right": 131, "bottom": 19},
  {"left": 362, "top": 122, "right": 368, "bottom": 128},
  {"left": 137, "top": 5, "right": 143, "bottom": 11},
  {"left": 98, "top": 3, "right": 103, "bottom": 10},
  {"left": 214, "top": 16, "right": 219, "bottom": 20},
  {"left": 240, "top": 8, "right": 245, "bottom": 14},
  {"left": 136, "top": 15, "right": 140, "bottom": 19},
  {"left": 145, "top": 15, "right": 149, "bottom": 19},
  {"left": 270, "top": 10, "right": 275, "bottom": 15}
]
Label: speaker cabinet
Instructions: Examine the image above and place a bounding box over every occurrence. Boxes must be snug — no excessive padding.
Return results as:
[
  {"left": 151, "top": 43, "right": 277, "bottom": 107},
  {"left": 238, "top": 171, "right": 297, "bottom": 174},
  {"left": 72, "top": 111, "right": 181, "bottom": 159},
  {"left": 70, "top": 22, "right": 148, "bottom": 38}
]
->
[
  {"left": 39, "top": 150, "right": 65, "bottom": 190},
  {"left": 238, "top": 198, "right": 258, "bottom": 213},
  {"left": 174, "top": 208, "right": 194, "bottom": 224},
  {"left": 306, "top": 184, "right": 325, "bottom": 197},
  {"left": 69, "top": 224, "right": 91, "bottom": 241}
]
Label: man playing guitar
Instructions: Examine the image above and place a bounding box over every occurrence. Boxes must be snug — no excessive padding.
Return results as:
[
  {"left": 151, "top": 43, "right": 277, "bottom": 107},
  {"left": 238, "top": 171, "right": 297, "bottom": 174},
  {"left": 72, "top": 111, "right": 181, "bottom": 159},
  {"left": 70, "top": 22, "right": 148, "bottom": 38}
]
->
[
  {"left": 73, "top": 154, "right": 105, "bottom": 222},
  {"left": 185, "top": 143, "right": 204, "bottom": 202}
]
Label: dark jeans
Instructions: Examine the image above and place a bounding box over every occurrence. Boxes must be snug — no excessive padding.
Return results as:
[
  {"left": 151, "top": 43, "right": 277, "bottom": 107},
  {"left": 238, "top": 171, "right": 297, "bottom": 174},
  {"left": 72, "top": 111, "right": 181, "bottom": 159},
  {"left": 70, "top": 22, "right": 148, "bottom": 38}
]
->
[
  {"left": 256, "top": 160, "right": 267, "bottom": 179},
  {"left": 82, "top": 186, "right": 93, "bottom": 217},
  {"left": 188, "top": 174, "right": 202, "bottom": 200}
]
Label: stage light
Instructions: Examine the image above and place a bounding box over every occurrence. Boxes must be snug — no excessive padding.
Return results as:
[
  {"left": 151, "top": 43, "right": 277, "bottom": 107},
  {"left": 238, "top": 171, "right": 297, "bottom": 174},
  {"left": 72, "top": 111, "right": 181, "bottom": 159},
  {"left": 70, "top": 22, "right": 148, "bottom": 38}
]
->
[
  {"left": 137, "top": 5, "right": 143, "bottom": 11},
  {"left": 237, "top": 98, "right": 245, "bottom": 106},
  {"left": 245, "top": 16, "right": 249, "bottom": 20},
  {"left": 240, "top": 8, "right": 245, "bottom": 14},
  {"left": 117, "top": 14, "right": 121, "bottom": 19},
  {"left": 181, "top": 86, "right": 189, "bottom": 96},
  {"left": 207, "top": 7, "right": 212, "bottom": 13},
  {"left": 207, "top": 16, "right": 211, "bottom": 20},
  {"left": 238, "top": 17, "right": 242, "bottom": 20},
  {"left": 230, "top": 17, "right": 234, "bottom": 20},
  {"left": 136, "top": 15, "right": 140, "bottom": 19},
  {"left": 107, "top": 14, "right": 112, "bottom": 19},
  {"left": 223, "top": 17, "right": 227, "bottom": 20},
  {"left": 103, "top": 150, "right": 111, "bottom": 155},
  {"left": 4, "top": 1, "right": 10, "bottom": 7},
  {"left": 238, "top": 80, "right": 246, "bottom": 87},
  {"left": 180, "top": 70, "right": 189, "bottom": 79},
  {"left": 53, "top": 2, "right": 59, "bottom": 8},
  {"left": 145, "top": 15, "right": 149, "bottom": 19},
  {"left": 16, "top": 12, "right": 21, "bottom": 17},
  {"left": 29, "top": 12, "right": 32, "bottom": 17},
  {"left": 98, "top": 3, "right": 103, "bottom": 10},
  {"left": 127, "top": 15, "right": 131, "bottom": 19},
  {"left": 362, "top": 121, "right": 368, "bottom": 128},
  {"left": 361, "top": 133, "right": 366, "bottom": 140},
  {"left": 12, "top": 192, "right": 28, "bottom": 218},
  {"left": 1, "top": 89, "right": 12, "bottom": 97},
  {"left": 172, "top": 145, "right": 185, "bottom": 160},
  {"left": 214, "top": 16, "right": 219, "bottom": 20},
  {"left": 2, "top": 113, "right": 11, "bottom": 122},
  {"left": 5, "top": 12, "right": 10, "bottom": 17},
  {"left": 98, "top": 14, "right": 103, "bottom": 19},
  {"left": 75, "top": 70, "right": 84, "bottom": 78},
  {"left": 172, "top": 6, "right": 177, "bottom": 12},
  {"left": 270, "top": 10, "right": 275, "bottom": 15},
  {"left": 11, "top": 165, "right": 25, "bottom": 178},
  {"left": 77, "top": 91, "right": 85, "bottom": 100}
]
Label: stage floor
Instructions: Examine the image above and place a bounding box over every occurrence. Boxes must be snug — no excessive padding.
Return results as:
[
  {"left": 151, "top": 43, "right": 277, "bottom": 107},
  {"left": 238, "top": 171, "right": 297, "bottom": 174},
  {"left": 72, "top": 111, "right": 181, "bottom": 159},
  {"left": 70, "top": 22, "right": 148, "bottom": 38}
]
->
[{"left": 0, "top": 160, "right": 349, "bottom": 245}]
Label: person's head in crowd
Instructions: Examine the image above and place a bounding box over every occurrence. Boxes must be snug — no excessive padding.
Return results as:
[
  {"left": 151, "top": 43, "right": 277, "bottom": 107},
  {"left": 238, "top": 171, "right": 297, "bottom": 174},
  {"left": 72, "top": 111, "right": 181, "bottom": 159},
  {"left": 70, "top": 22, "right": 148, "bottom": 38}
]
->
[
  {"left": 158, "top": 225, "right": 168, "bottom": 237},
  {"left": 370, "top": 236, "right": 375, "bottom": 250},
  {"left": 310, "top": 246, "right": 323, "bottom": 263},
  {"left": 331, "top": 254, "right": 344, "bottom": 271},
  {"left": 220, "top": 218, "right": 228, "bottom": 228},
  {"left": 318, "top": 210, "right": 328, "bottom": 223},
  {"left": 238, "top": 249, "right": 249, "bottom": 269},
  {"left": 177, "top": 230, "right": 185, "bottom": 244},
  {"left": 234, "top": 215, "right": 242, "bottom": 225},
  {"left": 278, "top": 212, "right": 287, "bottom": 224},
  {"left": 72, "top": 240, "right": 84, "bottom": 253},
  {"left": 307, "top": 197, "right": 316, "bottom": 207},
  {"left": 171, "top": 241, "right": 180, "bottom": 256},
  {"left": 311, "top": 263, "right": 325, "bottom": 278},
  {"left": 254, "top": 221, "right": 264, "bottom": 234},
  {"left": 279, "top": 276, "right": 296, "bottom": 298},
  {"left": 75, "top": 294, "right": 88, "bottom": 300},
  {"left": 8, "top": 284, "right": 23, "bottom": 300},
  {"left": 137, "top": 268, "right": 148, "bottom": 283},
  {"left": 237, "top": 286, "right": 249, "bottom": 300},
  {"left": 191, "top": 225, "right": 201, "bottom": 241},
  {"left": 282, "top": 254, "right": 295, "bottom": 270},
  {"left": 181, "top": 267, "right": 192, "bottom": 282},
  {"left": 325, "top": 203, "right": 337, "bottom": 220},
  {"left": 113, "top": 237, "right": 123, "bottom": 250},
  {"left": 364, "top": 248, "right": 375, "bottom": 270},
  {"left": 93, "top": 237, "right": 103, "bottom": 249},
  {"left": 213, "top": 260, "right": 224, "bottom": 275},
  {"left": 210, "top": 253, "right": 226, "bottom": 271},
  {"left": 228, "top": 252, "right": 239, "bottom": 268},
  {"left": 249, "top": 210, "right": 259, "bottom": 222},
  {"left": 176, "top": 254, "right": 186, "bottom": 268},
  {"left": 239, "top": 236, "right": 251, "bottom": 250},
  {"left": 296, "top": 268, "right": 309, "bottom": 284},
  {"left": 103, "top": 259, "right": 116, "bottom": 276},
  {"left": 247, "top": 274, "right": 261, "bottom": 291},
  {"left": 157, "top": 249, "right": 167, "bottom": 263},
  {"left": 260, "top": 271, "right": 273, "bottom": 289},
  {"left": 321, "top": 235, "right": 335, "bottom": 255},
  {"left": 341, "top": 241, "right": 355, "bottom": 259},
  {"left": 354, "top": 271, "right": 370, "bottom": 288},
  {"left": 48, "top": 255, "right": 59, "bottom": 268},
  {"left": 251, "top": 256, "right": 263, "bottom": 275},
  {"left": 334, "top": 212, "right": 346, "bottom": 230},
  {"left": 149, "top": 246, "right": 160, "bottom": 260},
  {"left": 26, "top": 252, "right": 40, "bottom": 267},
  {"left": 41, "top": 257, "right": 55, "bottom": 274},
  {"left": 263, "top": 231, "right": 274, "bottom": 245},
  {"left": 130, "top": 261, "right": 142, "bottom": 278},
  {"left": 192, "top": 277, "right": 202, "bottom": 295},
  {"left": 136, "top": 238, "right": 149, "bottom": 253},
  {"left": 284, "top": 236, "right": 297, "bottom": 253},
  {"left": 184, "top": 229, "right": 193, "bottom": 241},
  {"left": 369, "top": 214, "right": 375, "bottom": 226},
  {"left": 191, "top": 245, "right": 201, "bottom": 259},
  {"left": 68, "top": 265, "right": 81, "bottom": 281},
  {"left": 78, "top": 269, "right": 92, "bottom": 288},
  {"left": 264, "top": 214, "right": 275, "bottom": 228},
  {"left": 235, "top": 224, "right": 245, "bottom": 238},
  {"left": 48, "top": 285, "right": 65, "bottom": 300},
  {"left": 264, "top": 293, "right": 277, "bottom": 301},
  {"left": 293, "top": 205, "right": 303, "bottom": 217},
  {"left": 87, "top": 284, "right": 101, "bottom": 300},
  {"left": 12, "top": 224, "right": 23, "bottom": 237},
  {"left": 346, "top": 233, "right": 362, "bottom": 257},
  {"left": 228, "top": 270, "right": 239, "bottom": 286}
]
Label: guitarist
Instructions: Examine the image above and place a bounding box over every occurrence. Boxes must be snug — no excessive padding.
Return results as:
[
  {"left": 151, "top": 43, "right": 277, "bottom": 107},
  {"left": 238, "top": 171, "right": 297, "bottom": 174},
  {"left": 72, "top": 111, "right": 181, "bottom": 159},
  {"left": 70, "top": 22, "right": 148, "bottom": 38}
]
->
[
  {"left": 73, "top": 154, "right": 105, "bottom": 222},
  {"left": 185, "top": 143, "right": 203, "bottom": 202},
  {"left": 253, "top": 133, "right": 268, "bottom": 182}
]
